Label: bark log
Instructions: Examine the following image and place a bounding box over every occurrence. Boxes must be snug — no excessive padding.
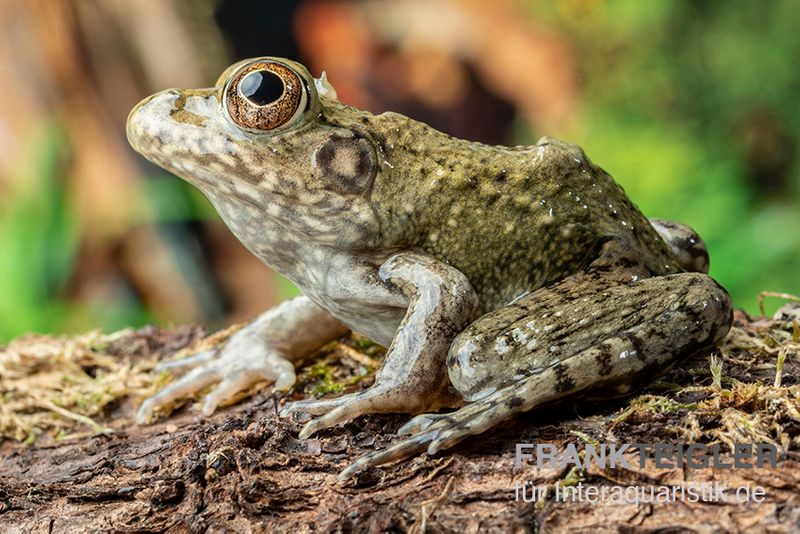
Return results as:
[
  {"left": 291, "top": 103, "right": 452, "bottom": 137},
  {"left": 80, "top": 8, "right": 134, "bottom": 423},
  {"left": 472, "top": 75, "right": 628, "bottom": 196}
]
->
[{"left": 1, "top": 310, "right": 799, "bottom": 533}]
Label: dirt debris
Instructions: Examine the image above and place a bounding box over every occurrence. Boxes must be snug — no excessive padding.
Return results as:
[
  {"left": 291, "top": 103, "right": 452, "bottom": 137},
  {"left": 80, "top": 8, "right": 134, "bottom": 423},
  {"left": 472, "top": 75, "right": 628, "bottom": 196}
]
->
[{"left": 0, "top": 305, "right": 798, "bottom": 531}]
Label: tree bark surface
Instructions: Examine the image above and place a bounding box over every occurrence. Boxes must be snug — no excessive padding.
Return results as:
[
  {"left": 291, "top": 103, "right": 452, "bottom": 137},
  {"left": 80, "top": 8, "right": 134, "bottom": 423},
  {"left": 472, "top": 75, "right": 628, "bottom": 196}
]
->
[{"left": 1, "top": 310, "right": 799, "bottom": 533}]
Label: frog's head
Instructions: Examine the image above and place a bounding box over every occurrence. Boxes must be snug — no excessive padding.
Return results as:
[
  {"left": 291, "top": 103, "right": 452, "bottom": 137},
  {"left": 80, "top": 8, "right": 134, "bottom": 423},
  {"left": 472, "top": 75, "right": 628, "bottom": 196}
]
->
[{"left": 127, "top": 57, "right": 382, "bottom": 248}]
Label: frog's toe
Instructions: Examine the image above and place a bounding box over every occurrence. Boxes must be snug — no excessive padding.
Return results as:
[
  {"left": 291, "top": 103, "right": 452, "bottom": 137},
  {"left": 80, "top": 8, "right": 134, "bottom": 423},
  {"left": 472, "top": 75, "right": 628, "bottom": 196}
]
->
[
  {"left": 339, "top": 428, "right": 440, "bottom": 480},
  {"left": 201, "top": 369, "right": 262, "bottom": 415},
  {"left": 154, "top": 349, "right": 217, "bottom": 372},
  {"left": 297, "top": 406, "right": 354, "bottom": 438},
  {"left": 337, "top": 420, "right": 474, "bottom": 480},
  {"left": 397, "top": 413, "right": 451, "bottom": 435},
  {"left": 426, "top": 428, "right": 468, "bottom": 455},
  {"left": 135, "top": 365, "right": 220, "bottom": 424},
  {"left": 279, "top": 396, "right": 347, "bottom": 418},
  {"left": 338, "top": 373, "right": 560, "bottom": 478}
]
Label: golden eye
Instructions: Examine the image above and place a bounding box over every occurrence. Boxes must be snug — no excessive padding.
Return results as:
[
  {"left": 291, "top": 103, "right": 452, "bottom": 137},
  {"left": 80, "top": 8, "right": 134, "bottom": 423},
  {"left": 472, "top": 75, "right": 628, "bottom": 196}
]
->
[{"left": 224, "top": 61, "right": 307, "bottom": 131}]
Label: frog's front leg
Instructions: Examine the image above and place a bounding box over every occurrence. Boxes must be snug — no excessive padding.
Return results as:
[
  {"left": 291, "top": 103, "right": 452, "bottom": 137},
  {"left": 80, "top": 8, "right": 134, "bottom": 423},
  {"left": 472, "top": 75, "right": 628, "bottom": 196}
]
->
[
  {"left": 340, "top": 270, "right": 732, "bottom": 479},
  {"left": 136, "top": 296, "right": 348, "bottom": 423},
  {"left": 280, "top": 251, "right": 479, "bottom": 438}
]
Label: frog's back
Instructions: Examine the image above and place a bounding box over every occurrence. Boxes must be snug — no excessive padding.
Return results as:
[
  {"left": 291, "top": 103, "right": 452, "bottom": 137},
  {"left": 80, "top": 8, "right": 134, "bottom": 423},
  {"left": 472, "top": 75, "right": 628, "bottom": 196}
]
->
[{"left": 367, "top": 119, "right": 680, "bottom": 311}]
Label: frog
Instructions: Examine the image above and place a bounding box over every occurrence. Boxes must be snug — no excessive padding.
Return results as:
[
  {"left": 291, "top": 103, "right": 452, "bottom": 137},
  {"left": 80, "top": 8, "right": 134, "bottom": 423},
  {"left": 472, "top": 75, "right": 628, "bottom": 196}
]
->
[{"left": 126, "top": 57, "right": 733, "bottom": 479}]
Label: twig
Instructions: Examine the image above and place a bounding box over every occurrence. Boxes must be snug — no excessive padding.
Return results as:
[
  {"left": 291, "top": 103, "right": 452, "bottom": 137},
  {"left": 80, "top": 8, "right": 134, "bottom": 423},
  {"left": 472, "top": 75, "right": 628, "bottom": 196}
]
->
[
  {"left": 37, "top": 401, "right": 114, "bottom": 435},
  {"left": 411, "top": 476, "right": 455, "bottom": 534},
  {"left": 758, "top": 291, "right": 800, "bottom": 318}
]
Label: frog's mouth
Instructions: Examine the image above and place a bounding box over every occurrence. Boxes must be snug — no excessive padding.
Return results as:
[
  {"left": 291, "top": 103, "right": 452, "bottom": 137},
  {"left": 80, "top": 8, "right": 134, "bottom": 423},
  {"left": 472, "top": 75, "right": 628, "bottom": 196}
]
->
[{"left": 128, "top": 89, "right": 380, "bottom": 247}]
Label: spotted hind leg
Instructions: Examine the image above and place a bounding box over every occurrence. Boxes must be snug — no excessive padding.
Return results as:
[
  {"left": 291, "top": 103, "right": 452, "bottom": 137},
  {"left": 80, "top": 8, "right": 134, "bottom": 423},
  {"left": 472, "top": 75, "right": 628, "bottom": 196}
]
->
[{"left": 339, "top": 272, "right": 732, "bottom": 479}]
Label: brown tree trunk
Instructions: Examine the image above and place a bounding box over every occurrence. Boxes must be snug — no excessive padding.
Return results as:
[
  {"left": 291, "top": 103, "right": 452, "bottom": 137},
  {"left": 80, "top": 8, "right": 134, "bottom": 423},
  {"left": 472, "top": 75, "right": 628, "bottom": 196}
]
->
[{"left": 1, "top": 309, "right": 799, "bottom": 532}]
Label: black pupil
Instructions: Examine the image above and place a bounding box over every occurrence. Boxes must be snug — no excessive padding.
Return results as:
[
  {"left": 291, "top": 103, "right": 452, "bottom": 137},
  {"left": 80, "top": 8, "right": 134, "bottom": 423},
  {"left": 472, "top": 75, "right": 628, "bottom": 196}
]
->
[{"left": 240, "top": 70, "right": 284, "bottom": 106}]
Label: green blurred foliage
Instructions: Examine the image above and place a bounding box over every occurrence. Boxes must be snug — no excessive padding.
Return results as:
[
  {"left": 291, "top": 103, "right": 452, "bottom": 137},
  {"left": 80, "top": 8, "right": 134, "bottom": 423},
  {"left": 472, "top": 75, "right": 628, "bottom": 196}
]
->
[
  {"left": 0, "top": 122, "right": 152, "bottom": 342},
  {"left": 529, "top": 0, "right": 800, "bottom": 314},
  {"left": 0, "top": 123, "right": 81, "bottom": 338}
]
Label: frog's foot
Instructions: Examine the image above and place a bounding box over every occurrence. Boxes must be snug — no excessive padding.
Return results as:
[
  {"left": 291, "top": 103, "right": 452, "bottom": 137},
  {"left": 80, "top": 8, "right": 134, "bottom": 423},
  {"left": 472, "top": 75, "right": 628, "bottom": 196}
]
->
[
  {"left": 136, "top": 296, "right": 347, "bottom": 424},
  {"left": 283, "top": 383, "right": 437, "bottom": 439},
  {"left": 338, "top": 383, "right": 522, "bottom": 480},
  {"left": 282, "top": 381, "right": 463, "bottom": 439},
  {"left": 339, "top": 272, "right": 733, "bottom": 480},
  {"left": 136, "top": 342, "right": 296, "bottom": 424},
  {"left": 650, "top": 218, "right": 709, "bottom": 273},
  {"left": 281, "top": 251, "right": 478, "bottom": 437},
  {"left": 340, "top": 367, "right": 591, "bottom": 480}
]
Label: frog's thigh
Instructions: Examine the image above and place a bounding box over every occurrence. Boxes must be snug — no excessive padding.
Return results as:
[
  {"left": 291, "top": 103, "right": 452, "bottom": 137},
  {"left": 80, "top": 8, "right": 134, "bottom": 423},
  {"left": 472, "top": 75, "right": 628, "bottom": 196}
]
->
[
  {"left": 339, "top": 272, "right": 732, "bottom": 479},
  {"left": 281, "top": 251, "right": 478, "bottom": 439},
  {"left": 449, "top": 272, "right": 731, "bottom": 400}
]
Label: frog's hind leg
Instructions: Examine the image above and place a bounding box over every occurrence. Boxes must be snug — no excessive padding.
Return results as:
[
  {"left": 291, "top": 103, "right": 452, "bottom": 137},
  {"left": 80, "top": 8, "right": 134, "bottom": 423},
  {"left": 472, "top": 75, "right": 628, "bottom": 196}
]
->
[{"left": 339, "top": 271, "right": 732, "bottom": 479}]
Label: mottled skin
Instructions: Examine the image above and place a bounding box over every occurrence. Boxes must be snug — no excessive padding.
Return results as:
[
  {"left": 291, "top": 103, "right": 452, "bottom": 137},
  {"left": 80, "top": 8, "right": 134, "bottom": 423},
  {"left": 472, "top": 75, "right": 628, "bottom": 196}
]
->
[{"left": 126, "top": 57, "right": 733, "bottom": 479}]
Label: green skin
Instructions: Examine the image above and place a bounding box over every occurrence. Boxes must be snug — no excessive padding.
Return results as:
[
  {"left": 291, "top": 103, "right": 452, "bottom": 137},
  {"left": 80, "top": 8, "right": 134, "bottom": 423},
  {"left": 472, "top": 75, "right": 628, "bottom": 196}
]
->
[{"left": 127, "top": 57, "right": 732, "bottom": 479}]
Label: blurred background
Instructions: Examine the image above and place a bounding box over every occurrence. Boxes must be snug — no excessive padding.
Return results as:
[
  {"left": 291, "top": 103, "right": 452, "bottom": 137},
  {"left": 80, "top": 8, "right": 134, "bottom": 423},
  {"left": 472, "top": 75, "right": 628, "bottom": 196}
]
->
[{"left": 0, "top": 0, "right": 798, "bottom": 342}]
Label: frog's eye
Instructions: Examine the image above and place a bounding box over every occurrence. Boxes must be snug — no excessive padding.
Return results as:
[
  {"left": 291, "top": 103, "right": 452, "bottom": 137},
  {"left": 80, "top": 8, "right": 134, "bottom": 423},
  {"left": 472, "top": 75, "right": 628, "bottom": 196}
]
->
[{"left": 224, "top": 61, "right": 308, "bottom": 131}]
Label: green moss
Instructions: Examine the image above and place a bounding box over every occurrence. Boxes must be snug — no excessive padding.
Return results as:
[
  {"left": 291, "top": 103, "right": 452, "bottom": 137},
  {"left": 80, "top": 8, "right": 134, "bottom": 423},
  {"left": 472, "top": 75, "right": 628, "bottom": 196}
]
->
[
  {"left": 614, "top": 395, "right": 699, "bottom": 423},
  {"left": 308, "top": 362, "right": 346, "bottom": 396}
]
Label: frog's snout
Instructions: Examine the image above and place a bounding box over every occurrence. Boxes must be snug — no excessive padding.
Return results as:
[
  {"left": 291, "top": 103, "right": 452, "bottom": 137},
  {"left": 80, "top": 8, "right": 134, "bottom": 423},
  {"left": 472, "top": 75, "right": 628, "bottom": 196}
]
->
[{"left": 126, "top": 89, "right": 182, "bottom": 156}]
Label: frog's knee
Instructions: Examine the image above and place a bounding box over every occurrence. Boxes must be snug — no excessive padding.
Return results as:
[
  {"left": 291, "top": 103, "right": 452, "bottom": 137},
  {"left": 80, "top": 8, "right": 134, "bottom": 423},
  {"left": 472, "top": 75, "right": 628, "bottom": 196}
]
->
[
  {"left": 447, "top": 324, "right": 517, "bottom": 401},
  {"left": 446, "top": 311, "right": 542, "bottom": 401},
  {"left": 678, "top": 273, "right": 733, "bottom": 345},
  {"left": 650, "top": 218, "right": 709, "bottom": 273}
]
